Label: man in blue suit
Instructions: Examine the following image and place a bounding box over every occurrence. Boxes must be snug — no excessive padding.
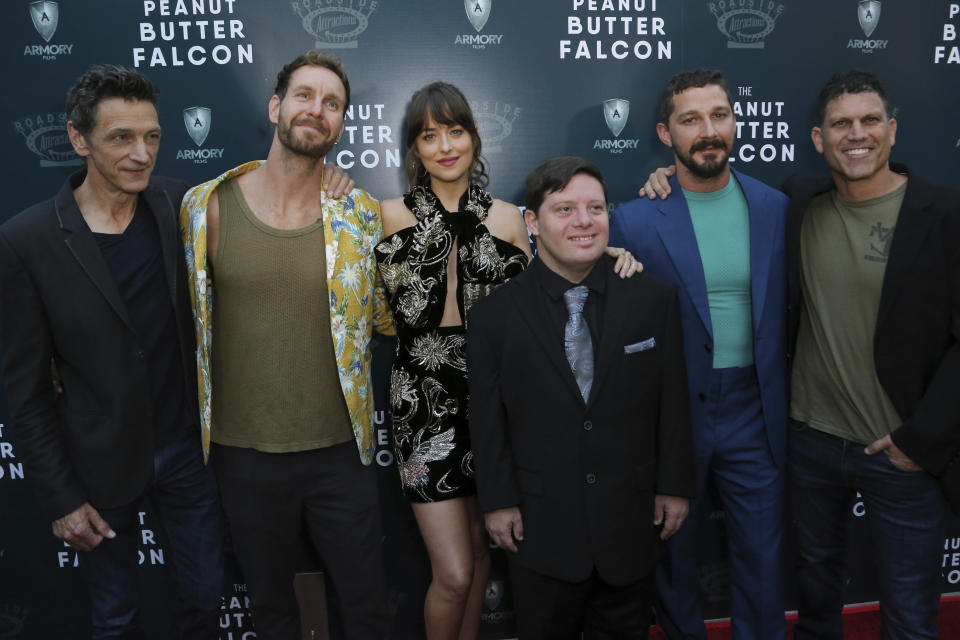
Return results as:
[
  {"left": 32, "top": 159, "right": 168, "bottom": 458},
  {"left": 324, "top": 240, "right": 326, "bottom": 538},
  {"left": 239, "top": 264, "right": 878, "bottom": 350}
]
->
[{"left": 610, "top": 69, "right": 788, "bottom": 640}]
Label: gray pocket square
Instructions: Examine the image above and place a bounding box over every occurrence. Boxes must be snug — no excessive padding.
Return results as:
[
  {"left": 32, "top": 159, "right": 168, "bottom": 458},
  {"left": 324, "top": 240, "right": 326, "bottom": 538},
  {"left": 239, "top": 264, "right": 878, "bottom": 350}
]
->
[{"left": 624, "top": 338, "right": 656, "bottom": 354}]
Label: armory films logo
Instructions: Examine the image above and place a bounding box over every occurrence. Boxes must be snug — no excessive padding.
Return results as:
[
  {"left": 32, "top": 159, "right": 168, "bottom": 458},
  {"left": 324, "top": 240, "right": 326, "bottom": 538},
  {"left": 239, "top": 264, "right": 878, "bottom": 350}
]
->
[
  {"left": 177, "top": 106, "right": 225, "bottom": 164},
  {"left": 848, "top": 0, "right": 888, "bottom": 53},
  {"left": 292, "top": 0, "right": 378, "bottom": 49},
  {"left": 24, "top": 1, "right": 74, "bottom": 60},
  {"left": 561, "top": 0, "right": 672, "bottom": 61},
  {"left": 481, "top": 579, "right": 514, "bottom": 624},
  {"left": 934, "top": 3, "right": 959, "bottom": 64},
  {"left": 595, "top": 99, "right": 639, "bottom": 154},
  {"left": 708, "top": 0, "right": 784, "bottom": 49},
  {"left": 134, "top": 0, "right": 254, "bottom": 68},
  {"left": 471, "top": 100, "right": 520, "bottom": 153},
  {"left": 12, "top": 113, "right": 82, "bottom": 168},
  {"left": 0, "top": 424, "right": 25, "bottom": 481},
  {"left": 729, "top": 85, "right": 795, "bottom": 166},
  {"left": 456, "top": 0, "right": 503, "bottom": 49}
]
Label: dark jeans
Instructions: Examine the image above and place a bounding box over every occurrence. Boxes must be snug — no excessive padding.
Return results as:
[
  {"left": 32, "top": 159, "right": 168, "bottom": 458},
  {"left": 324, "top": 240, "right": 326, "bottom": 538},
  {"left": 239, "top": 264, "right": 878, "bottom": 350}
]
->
[
  {"left": 212, "top": 441, "right": 390, "bottom": 640},
  {"left": 86, "top": 429, "right": 223, "bottom": 640},
  {"left": 789, "top": 420, "right": 946, "bottom": 640},
  {"left": 509, "top": 559, "right": 654, "bottom": 640}
]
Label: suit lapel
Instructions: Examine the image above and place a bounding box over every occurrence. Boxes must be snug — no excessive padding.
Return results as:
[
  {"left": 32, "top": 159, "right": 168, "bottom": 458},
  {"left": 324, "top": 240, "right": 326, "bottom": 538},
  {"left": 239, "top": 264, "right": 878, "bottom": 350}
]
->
[
  {"left": 142, "top": 184, "right": 179, "bottom": 306},
  {"left": 55, "top": 178, "right": 135, "bottom": 333},
  {"left": 876, "top": 177, "right": 931, "bottom": 332},
  {"left": 738, "top": 170, "right": 774, "bottom": 331},
  {"left": 654, "top": 176, "right": 712, "bottom": 338},
  {"left": 510, "top": 268, "right": 584, "bottom": 403}
]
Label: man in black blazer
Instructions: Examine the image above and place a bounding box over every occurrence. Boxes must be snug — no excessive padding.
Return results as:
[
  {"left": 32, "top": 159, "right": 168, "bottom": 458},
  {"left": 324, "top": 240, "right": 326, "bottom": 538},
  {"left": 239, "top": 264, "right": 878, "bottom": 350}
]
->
[
  {"left": 0, "top": 66, "right": 222, "bottom": 639},
  {"left": 468, "top": 156, "right": 695, "bottom": 638},
  {"left": 782, "top": 70, "right": 960, "bottom": 639}
]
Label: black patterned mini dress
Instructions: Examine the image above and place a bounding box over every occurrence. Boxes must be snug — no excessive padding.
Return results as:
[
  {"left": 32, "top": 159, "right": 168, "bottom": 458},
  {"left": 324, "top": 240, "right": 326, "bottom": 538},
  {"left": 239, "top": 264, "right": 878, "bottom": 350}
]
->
[{"left": 375, "top": 184, "right": 528, "bottom": 502}]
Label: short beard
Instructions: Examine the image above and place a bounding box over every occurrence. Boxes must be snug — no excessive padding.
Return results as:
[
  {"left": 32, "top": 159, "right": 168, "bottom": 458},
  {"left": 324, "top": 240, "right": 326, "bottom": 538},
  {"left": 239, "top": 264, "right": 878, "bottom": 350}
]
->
[
  {"left": 277, "top": 117, "right": 336, "bottom": 159},
  {"left": 675, "top": 138, "right": 730, "bottom": 180}
]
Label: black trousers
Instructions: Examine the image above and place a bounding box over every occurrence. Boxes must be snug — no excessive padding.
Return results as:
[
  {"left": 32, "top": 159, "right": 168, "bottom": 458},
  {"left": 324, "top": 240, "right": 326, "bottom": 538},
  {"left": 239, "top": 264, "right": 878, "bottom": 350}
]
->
[
  {"left": 508, "top": 558, "right": 654, "bottom": 640},
  {"left": 213, "top": 441, "right": 390, "bottom": 640}
]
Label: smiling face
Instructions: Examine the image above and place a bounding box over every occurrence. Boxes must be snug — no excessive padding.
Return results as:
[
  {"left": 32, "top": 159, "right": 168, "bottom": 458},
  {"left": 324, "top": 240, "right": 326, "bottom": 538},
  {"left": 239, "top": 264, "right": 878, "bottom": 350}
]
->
[
  {"left": 657, "top": 84, "right": 735, "bottom": 187},
  {"left": 524, "top": 172, "right": 609, "bottom": 283},
  {"left": 68, "top": 97, "right": 160, "bottom": 196},
  {"left": 271, "top": 65, "right": 346, "bottom": 159},
  {"left": 414, "top": 115, "right": 474, "bottom": 188},
  {"left": 812, "top": 90, "right": 896, "bottom": 187}
]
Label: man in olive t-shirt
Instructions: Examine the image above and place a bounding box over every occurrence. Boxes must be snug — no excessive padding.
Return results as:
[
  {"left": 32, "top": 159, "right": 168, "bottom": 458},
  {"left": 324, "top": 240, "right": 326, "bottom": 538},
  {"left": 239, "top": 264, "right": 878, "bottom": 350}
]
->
[{"left": 783, "top": 70, "right": 960, "bottom": 640}]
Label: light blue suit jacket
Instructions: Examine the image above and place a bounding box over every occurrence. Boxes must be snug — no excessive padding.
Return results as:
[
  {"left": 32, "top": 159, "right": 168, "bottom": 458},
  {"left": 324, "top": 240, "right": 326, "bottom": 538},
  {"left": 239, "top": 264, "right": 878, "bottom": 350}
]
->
[{"left": 610, "top": 169, "right": 789, "bottom": 466}]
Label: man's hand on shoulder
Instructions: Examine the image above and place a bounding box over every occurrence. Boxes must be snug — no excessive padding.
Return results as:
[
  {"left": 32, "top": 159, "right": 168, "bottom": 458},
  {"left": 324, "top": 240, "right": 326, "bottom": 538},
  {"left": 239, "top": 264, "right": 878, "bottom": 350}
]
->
[
  {"left": 653, "top": 494, "right": 689, "bottom": 540},
  {"left": 638, "top": 165, "right": 676, "bottom": 200},
  {"left": 323, "top": 162, "right": 354, "bottom": 198},
  {"left": 52, "top": 502, "right": 116, "bottom": 552},
  {"left": 484, "top": 506, "right": 524, "bottom": 552}
]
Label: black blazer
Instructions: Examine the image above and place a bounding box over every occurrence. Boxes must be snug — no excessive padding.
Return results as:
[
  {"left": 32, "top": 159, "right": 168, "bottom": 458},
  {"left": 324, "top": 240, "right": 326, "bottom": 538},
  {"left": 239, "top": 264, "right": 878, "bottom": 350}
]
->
[
  {"left": 467, "top": 256, "right": 694, "bottom": 586},
  {"left": 0, "top": 171, "right": 198, "bottom": 520},
  {"left": 783, "top": 163, "right": 960, "bottom": 477}
]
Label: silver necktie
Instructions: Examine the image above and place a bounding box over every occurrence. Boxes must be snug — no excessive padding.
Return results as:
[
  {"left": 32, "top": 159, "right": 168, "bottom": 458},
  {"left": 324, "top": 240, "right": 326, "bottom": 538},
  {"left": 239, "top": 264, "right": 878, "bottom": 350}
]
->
[{"left": 563, "top": 285, "right": 594, "bottom": 402}]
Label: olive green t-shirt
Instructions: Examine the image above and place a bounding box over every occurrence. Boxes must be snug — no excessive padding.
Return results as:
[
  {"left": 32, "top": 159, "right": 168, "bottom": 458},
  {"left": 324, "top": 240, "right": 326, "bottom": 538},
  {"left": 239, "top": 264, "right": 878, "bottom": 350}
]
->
[
  {"left": 790, "top": 181, "right": 907, "bottom": 444},
  {"left": 209, "top": 177, "right": 353, "bottom": 452}
]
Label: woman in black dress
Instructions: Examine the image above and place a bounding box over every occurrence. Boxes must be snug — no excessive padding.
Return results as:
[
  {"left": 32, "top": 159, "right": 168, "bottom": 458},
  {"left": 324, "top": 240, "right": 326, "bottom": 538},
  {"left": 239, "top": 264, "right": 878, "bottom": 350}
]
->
[{"left": 375, "top": 82, "right": 637, "bottom": 639}]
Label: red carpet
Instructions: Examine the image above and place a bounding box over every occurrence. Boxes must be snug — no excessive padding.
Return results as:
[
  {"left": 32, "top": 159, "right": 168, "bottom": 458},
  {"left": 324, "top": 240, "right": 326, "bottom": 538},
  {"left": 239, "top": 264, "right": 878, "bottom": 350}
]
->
[{"left": 649, "top": 595, "right": 960, "bottom": 639}]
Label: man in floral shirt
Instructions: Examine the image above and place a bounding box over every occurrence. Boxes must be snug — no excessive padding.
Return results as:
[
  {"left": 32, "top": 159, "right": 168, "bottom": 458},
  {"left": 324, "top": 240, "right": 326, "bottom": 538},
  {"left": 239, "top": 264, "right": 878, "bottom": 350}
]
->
[{"left": 180, "top": 50, "right": 393, "bottom": 639}]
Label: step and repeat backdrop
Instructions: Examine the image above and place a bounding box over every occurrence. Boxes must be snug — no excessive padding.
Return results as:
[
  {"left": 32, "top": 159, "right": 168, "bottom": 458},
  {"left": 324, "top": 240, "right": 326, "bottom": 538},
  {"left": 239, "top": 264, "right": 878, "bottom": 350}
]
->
[{"left": 1, "top": 0, "right": 959, "bottom": 638}]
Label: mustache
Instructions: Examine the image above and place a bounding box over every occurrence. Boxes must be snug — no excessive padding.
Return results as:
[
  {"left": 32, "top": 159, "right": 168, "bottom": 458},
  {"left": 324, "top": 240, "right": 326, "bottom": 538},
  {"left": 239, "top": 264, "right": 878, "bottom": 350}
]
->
[
  {"left": 689, "top": 138, "right": 727, "bottom": 153},
  {"left": 292, "top": 117, "right": 330, "bottom": 134}
]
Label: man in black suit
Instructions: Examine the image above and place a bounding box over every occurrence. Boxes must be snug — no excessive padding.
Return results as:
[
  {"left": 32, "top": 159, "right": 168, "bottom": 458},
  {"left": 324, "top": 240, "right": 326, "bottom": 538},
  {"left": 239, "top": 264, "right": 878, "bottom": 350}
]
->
[
  {"left": 0, "top": 66, "right": 222, "bottom": 639},
  {"left": 783, "top": 70, "right": 960, "bottom": 639},
  {"left": 468, "top": 155, "right": 695, "bottom": 639}
]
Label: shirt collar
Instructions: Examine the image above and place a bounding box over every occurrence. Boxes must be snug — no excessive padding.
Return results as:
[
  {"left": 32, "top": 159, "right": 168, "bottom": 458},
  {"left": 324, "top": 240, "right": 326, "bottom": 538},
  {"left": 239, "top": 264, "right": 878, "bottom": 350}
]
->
[{"left": 533, "top": 254, "right": 607, "bottom": 302}]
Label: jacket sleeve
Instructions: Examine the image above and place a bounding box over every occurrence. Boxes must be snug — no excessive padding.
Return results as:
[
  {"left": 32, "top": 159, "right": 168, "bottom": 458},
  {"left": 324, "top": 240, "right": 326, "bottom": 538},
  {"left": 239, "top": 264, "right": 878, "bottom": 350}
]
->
[
  {"left": 890, "top": 207, "right": 960, "bottom": 475},
  {"left": 655, "top": 285, "right": 696, "bottom": 497},
  {"left": 0, "top": 231, "right": 86, "bottom": 520},
  {"left": 466, "top": 301, "right": 520, "bottom": 512}
]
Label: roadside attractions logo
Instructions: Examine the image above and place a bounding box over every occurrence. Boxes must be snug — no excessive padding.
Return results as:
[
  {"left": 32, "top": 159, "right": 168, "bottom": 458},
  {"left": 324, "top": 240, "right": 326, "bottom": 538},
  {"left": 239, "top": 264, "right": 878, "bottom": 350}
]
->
[
  {"left": 934, "top": 3, "right": 959, "bottom": 64},
  {"left": 12, "top": 113, "right": 82, "bottom": 168},
  {"left": 561, "top": 0, "right": 672, "bottom": 61},
  {"left": 292, "top": 0, "right": 378, "bottom": 49},
  {"left": 472, "top": 100, "right": 520, "bottom": 153},
  {"left": 595, "top": 98, "right": 639, "bottom": 154},
  {"left": 708, "top": 0, "right": 784, "bottom": 49},
  {"left": 134, "top": 0, "right": 254, "bottom": 68},
  {"left": 456, "top": 0, "right": 503, "bottom": 49},
  {"left": 848, "top": 0, "right": 888, "bottom": 53},
  {"left": 24, "top": 1, "right": 74, "bottom": 60},
  {"left": 0, "top": 604, "right": 29, "bottom": 639},
  {"left": 177, "top": 106, "right": 225, "bottom": 163}
]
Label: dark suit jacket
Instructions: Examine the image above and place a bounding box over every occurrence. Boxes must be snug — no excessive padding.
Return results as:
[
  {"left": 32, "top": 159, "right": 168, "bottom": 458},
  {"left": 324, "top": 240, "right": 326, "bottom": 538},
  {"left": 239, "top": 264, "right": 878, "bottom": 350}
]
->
[
  {"left": 467, "top": 256, "right": 694, "bottom": 586},
  {"left": 0, "top": 170, "right": 198, "bottom": 520},
  {"left": 783, "top": 163, "right": 960, "bottom": 480},
  {"left": 610, "top": 169, "right": 790, "bottom": 466}
]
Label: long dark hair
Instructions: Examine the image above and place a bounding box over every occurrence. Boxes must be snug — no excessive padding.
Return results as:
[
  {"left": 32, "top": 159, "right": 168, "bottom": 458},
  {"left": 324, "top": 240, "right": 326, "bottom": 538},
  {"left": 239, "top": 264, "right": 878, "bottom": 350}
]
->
[{"left": 404, "top": 81, "right": 489, "bottom": 188}]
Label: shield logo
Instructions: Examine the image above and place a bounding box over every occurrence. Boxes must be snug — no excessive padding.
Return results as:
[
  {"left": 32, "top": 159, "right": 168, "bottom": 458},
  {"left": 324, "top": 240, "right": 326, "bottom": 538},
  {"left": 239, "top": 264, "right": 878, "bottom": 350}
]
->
[
  {"left": 29, "top": 1, "right": 59, "bottom": 42},
  {"left": 183, "top": 107, "right": 211, "bottom": 147},
  {"left": 858, "top": 0, "right": 881, "bottom": 38},
  {"left": 484, "top": 580, "right": 503, "bottom": 611},
  {"left": 464, "top": 0, "right": 491, "bottom": 33},
  {"left": 603, "top": 99, "right": 630, "bottom": 138}
]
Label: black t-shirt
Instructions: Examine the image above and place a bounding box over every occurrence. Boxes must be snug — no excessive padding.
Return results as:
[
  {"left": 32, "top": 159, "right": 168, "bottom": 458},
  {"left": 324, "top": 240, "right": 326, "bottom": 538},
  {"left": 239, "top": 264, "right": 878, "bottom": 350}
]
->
[{"left": 93, "top": 199, "right": 191, "bottom": 446}]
